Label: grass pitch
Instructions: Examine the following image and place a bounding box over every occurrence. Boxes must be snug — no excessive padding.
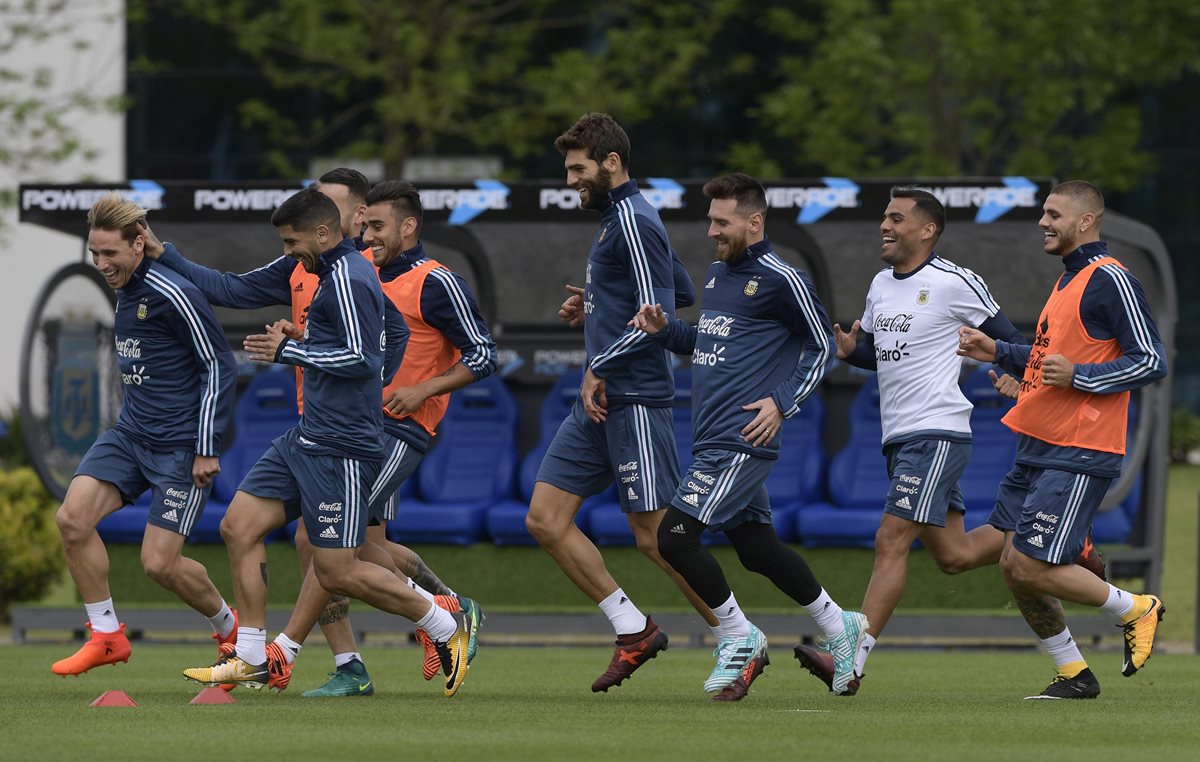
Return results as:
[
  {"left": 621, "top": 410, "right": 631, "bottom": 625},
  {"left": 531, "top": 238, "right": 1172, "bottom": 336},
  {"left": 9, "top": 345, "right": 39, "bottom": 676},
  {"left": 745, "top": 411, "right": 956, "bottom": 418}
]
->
[{"left": 3, "top": 643, "right": 1197, "bottom": 762}]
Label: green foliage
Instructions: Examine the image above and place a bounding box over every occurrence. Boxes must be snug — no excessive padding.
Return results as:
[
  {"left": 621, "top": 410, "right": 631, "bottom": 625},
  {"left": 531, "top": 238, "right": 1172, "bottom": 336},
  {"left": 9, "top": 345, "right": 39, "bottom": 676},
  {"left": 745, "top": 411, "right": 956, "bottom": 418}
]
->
[
  {"left": 1170, "top": 407, "right": 1200, "bottom": 463},
  {"left": 0, "top": 466, "right": 63, "bottom": 617},
  {"left": 0, "top": 407, "right": 28, "bottom": 468},
  {"left": 0, "top": 1, "right": 126, "bottom": 232},
  {"left": 756, "top": 0, "right": 1200, "bottom": 190}
]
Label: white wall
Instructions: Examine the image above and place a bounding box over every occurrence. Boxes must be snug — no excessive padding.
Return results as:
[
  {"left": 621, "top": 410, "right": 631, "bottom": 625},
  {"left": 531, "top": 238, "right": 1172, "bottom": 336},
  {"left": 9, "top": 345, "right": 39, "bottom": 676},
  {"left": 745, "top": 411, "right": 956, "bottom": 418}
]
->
[{"left": 0, "top": 1, "right": 126, "bottom": 410}]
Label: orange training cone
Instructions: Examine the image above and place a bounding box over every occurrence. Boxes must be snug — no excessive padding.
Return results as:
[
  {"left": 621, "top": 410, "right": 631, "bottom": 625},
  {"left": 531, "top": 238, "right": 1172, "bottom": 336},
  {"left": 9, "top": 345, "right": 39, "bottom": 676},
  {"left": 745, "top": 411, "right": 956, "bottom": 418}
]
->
[
  {"left": 90, "top": 690, "right": 138, "bottom": 707},
  {"left": 190, "top": 686, "right": 236, "bottom": 705}
]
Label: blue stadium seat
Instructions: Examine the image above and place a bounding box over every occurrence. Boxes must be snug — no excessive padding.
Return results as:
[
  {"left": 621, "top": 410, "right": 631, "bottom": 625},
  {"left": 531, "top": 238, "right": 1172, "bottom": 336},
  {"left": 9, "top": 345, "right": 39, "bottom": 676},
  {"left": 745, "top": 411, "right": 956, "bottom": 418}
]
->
[
  {"left": 487, "top": 369, "right": 597, "bottom": 546},
  {"left": 797, "top": 377, "right": 886, "bottom": 547},
  {"left": 95, "top": 495, "right": 153, "bottom": 544},
  {"left": 390, "top": 374, "right": 518, "bottom": 545},
  {"left": 959, "top": 366, "right": 1018, "bottom": 512}
]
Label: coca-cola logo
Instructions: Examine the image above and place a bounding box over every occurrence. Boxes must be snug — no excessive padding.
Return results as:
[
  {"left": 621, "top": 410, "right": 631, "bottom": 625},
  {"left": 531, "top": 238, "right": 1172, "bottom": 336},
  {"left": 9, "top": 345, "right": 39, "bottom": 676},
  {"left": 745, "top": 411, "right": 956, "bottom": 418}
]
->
[{"left": 873, "top": 313, "right": 914, "bottom": 333}]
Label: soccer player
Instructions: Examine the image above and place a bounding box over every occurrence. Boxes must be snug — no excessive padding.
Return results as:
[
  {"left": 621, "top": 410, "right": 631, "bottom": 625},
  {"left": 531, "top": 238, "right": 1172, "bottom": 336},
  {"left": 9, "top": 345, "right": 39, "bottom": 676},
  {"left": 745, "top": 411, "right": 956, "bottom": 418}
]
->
[
  {"left": 180, "top": 188, "right": 477, "bottom": 698},
  {"left": 146, "top": 170, "right": 477, "bottom": 696},
  {"left": 793, "top": 187, "right": 1031, "bottom": 694},
  {"left": 526, "top": 112, "right": 720, "bottom": 692},
  {"left": 51, "top": 193, "right": 237, "bottom": 676},
  {"left": 272, "top": 179, "right": 497, "bottom": 694},
  {"left": 958, "top": 180, "right": 1167, "bottom": 700},
  {"left": 632, "top": 173, "right": 865, "bottom": 699}
]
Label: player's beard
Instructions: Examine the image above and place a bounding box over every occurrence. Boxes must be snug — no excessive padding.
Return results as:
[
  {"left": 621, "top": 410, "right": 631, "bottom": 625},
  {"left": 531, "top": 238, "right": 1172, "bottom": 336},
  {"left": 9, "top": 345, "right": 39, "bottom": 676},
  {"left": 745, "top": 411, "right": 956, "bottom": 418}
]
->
[{"left": 578, "top": 164, "right": 613, "bottom": 210}]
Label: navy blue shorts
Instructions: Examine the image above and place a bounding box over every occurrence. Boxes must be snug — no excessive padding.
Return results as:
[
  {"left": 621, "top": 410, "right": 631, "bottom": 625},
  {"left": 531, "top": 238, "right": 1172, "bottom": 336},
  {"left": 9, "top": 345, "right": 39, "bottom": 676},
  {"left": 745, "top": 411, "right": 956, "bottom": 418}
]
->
[
  {"left": 75, "top": 428, "right": 210, "bottom": 537},
  {"left": 670, "top": 449, "right": 772, "bottom": 532},
  {"left": 366, "top": 436, "right": 424, "bottom": 524},
  {"left": 536, "top": 400, "right": 679, "bottom": 513},
  {"left": 239, "top": 427, "right": 382, "bottom": 549},
  {"left": 988, "top": 464, "right": 1112, "bottom": 564},
  {"left": 881, "top": 438, "right": 969, "bottom": 527}
]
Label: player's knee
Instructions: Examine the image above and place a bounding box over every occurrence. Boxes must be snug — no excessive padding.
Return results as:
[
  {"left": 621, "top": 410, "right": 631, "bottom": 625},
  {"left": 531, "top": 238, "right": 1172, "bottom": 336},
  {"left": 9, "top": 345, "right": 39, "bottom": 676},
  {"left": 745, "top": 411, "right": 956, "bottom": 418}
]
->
[
  {"left": 933, "top": 552, "right": 971, "bottom": 575},
  {"left": 312, "top": 564, "right": 354, "bottom": 598},
  {"left": 140, "top": 552, "right": 176, "bottom": 586},
  {"left": 525, "top": 504, "right": 566, "bottom": 543},
  {"left": 55, "top": 504, "right": 89, "bottom": 545},
  {"left": 655, "top": 521, "right": 695, "bottom": 568},
  {"left": 999, "top": 550, "right": 1035, "bottom": 587},
  {"left": 732, "top": 544, "right": 772, "bottom": 576},
  {"left": 873, "top": 523, "right": 914, "bottom": 559}
]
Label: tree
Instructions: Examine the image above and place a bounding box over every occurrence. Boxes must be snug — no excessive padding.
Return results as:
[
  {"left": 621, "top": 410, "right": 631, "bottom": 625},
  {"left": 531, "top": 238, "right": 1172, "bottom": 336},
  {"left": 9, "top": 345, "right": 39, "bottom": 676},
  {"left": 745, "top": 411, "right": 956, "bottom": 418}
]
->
[
  {"left": 753, "top": 0, "right": 1200, "bottom": 190},
  {"left": 152, "top": 0, "right": 741, "bottom": 178},
  {"left": 0, "top": 0, "right": 125, "bottom": 228}
]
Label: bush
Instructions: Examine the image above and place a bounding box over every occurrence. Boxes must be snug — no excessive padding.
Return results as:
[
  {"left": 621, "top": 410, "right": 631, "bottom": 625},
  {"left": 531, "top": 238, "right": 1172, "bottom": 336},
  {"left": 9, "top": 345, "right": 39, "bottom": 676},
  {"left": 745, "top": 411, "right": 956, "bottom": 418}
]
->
[
  {"left": 1170, "top": 407, "right": 1200, "bottom": 464},
  {"left": 0, "top": 467, "right": 63, "bottom": 618}
]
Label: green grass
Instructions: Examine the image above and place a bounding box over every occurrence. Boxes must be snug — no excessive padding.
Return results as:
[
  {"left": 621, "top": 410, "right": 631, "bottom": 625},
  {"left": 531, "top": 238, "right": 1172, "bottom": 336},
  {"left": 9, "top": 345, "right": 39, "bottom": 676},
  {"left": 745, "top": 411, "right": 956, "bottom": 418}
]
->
[{"left": 2, "top": 644, "right": 1196, "bottom": 761}]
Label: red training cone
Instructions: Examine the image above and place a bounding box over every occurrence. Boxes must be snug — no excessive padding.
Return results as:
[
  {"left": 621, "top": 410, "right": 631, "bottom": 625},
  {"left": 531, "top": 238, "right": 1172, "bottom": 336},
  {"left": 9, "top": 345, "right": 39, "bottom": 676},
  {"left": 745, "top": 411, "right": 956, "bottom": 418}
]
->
[
  {"left": 190, "top": 686, "right": 236, "bottom": 705},
  {"left": 90, "top": 690, "right": 138, "bottom": 707}
]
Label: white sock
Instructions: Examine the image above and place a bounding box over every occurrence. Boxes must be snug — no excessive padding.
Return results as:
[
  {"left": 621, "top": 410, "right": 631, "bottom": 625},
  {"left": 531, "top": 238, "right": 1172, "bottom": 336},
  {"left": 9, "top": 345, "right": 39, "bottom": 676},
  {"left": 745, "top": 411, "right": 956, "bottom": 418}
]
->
[
  {"left": 84, "top": 598, "right": 120, "bottom": 633},
  {"left": 235, "top": 627, "right": 266, "bottom": 665},
  {"left": 804, "top": 589, "right": 845, "bottom": 640},
  {"left": 599, "top": 588, "right": 648, "bottom": 636},
  {"left": 710, "top": 592, "right": 751, "bottom": 640},
  {"left": 1101, "top": 584, "right": 1136, "bottom": 619},
  {"left": 273, "top": 633, "right": 302, "bottom": 664},
  {"left": 1040, "top": 628, "right": 1086, "bottom": 674},
  {"left": 334, "top": 651, "right": 362, "bottom": 668},
  {"left": 416, "top": 602, "right": 457, "bottom": 643},
  {"left": 406, "top": 578, "right": 436, "bottom": 604},
  {"left": 207, "top": 602, "right": 235, "bottom": 638},
  {"left": 855, "top": 633, "right": 876, "bottom": 675}
]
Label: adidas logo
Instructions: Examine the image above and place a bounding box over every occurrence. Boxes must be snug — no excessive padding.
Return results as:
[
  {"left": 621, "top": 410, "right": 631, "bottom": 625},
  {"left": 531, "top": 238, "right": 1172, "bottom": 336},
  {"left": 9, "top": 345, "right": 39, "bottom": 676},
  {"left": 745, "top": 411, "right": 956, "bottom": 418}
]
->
[
  {"left": 670, "top": 523, "right": 687, "bottom": 535},
  {"left": 705, "top": 277, "right": 716, "bottom": 289},
  {"left": 627, "top": 487, "right": 638, "bottom": 501},
  {"left": 682, "top": 493, "right": 699, "bottom": 507},
  {"left": 319, "top": 525, "right": 339, "bottom": 539},
  {"left": 895, "top": 496, "right": 912, "bottom": 510},
  {"left": 1027, "top": 534, "right": 1044, "bottom": 548},
  {"left": 619, "top": 596, "right": 628, "bottom": 605},
  {"left": 293, "top": 282, "right": 304, "bottom": 291},
  {"left": 162, "top": 508, "right": 178, "bottom": 523}
]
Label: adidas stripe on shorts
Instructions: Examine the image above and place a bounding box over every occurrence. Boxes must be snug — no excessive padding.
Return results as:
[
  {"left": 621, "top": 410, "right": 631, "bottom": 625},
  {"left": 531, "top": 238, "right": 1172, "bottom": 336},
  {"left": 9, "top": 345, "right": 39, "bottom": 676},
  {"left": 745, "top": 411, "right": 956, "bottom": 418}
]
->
[
  {"left": 988, "top": 464, "right": 1112, "bottom": 564},
  {"left": 536, "top": 399, "right": 680, "bottom": 513},
  {"left": 670, "top": 448, "right": 773, "bottom": 532},
  {"left": 75, "top": 428, "right": 211, "bottom": 537},
  {"left": 239, "top": 427, "right": 382, "bottom": 549},
  {"left": 881, "top": 437, "right": 970, "bottom": 527}
]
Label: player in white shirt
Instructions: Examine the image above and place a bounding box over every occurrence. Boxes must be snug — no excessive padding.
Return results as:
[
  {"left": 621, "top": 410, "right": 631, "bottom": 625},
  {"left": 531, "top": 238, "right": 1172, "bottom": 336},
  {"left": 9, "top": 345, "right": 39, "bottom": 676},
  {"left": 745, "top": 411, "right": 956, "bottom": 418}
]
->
[{"left": 794, "top": 187, "right": 1101, "bottom": 695}]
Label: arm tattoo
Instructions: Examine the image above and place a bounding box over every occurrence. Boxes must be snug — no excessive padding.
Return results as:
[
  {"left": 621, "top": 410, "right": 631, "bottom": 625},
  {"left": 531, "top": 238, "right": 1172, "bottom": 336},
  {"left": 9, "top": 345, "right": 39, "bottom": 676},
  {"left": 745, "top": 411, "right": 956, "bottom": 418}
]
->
[
  {"left": 318, "top": 595, "right": 349, "bottom": 626},
  {"left": 1015, "top": 591, "right": 1067, "bottom": 639}
]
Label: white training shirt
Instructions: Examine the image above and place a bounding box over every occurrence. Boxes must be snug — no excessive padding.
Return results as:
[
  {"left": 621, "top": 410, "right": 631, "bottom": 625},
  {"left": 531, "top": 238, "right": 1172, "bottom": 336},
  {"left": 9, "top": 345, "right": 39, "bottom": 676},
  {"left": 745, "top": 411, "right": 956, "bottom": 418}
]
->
[{"left": 860, "top": 254, "right": 999, "bottom": 445}]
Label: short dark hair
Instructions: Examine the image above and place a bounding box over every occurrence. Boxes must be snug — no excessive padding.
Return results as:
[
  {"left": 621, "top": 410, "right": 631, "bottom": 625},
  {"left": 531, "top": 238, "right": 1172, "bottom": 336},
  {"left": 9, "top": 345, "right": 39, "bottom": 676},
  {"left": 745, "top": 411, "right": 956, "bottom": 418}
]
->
[
  {"left": 271, "top": 186, "right": 341, "bottom": 232},
  {"left": 365, "top": 180, "right": 424, "bottom": 236},
  {"left": 703, "top": 172, "right": 767, "bottom": 217},
  {"left": 554, "top": 112, "right": 631, "bottom": 170},
  {"left": 890, "top": 186, "right": 945, "bottom": 239},
  {"left": 317, "top": 167, "right": 371, "bottom": 203},
  {"left": 1050, "top": 180, "right": 1105, "bottom": 218}
]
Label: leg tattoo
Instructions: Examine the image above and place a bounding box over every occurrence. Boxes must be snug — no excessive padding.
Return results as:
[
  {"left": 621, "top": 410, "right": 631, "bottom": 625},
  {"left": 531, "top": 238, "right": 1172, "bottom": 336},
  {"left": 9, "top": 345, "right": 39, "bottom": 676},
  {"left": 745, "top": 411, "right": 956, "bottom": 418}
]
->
[
  {"left": 1016, "top": 591, "right": 1067, "bottom": 639},
  {"left": 318, "top": 595, "right": 349, "bottom": 626}
]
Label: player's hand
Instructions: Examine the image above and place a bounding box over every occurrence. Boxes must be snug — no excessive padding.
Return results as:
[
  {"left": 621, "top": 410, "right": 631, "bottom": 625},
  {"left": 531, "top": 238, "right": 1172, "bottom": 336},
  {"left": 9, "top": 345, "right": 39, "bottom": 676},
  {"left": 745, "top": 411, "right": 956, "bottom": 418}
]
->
[
  {"left": 1041, "top": 354, "right": 1075, "bottom": 387},
  {"left": 278, "top": 320, "right": 303, "bottom": 341},
  {"left": 630, "top": 303, "right": 667, "bottom": 334},
  {"left": 957, "top": 326, "right": 997, "bottom": 362},
  {"left": 244, "top": 320, "right": 290, "bottom": 362},
  {"left": 192, "top": 454, "right": 220, "bottom": 488},
  {"left": 384, "top": 384, "right": 431, "bottom": 417},
  {"left": 989, "top": 369, "right": 1019, "bottom": 400},
  {"left": 580, "top": 367, "right": 608, "bottom": 423},
  {"left": 832, "top": 320, "right": 860, "bottom": 360},
  {"left": 136, "top": 221, "right": 164, "bottom": 259},
  {"left": 741, "top": 397, "right": 783, "bottom": 448},
  {"left": 558, "top": 284, "right": 586, "bottom": 328}
]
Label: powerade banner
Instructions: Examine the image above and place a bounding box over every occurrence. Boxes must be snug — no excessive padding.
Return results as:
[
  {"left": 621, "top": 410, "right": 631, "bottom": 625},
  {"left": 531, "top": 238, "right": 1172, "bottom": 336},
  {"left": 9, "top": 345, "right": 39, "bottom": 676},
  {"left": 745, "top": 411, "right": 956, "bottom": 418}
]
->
[{"left": 20, "top": 177, "right": 1053, "bottom": 235}]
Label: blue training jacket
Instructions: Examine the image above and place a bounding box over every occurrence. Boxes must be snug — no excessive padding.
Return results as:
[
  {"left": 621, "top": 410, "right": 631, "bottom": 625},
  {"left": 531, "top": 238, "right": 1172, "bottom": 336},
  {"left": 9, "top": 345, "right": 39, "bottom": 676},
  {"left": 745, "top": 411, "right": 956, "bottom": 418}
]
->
[
  {"left": 582, "top": 179, "right": 687, "bottom": 407},
  {"left": 653, "top": 238, "right": 835, "bottom": 459},
  {"left": 112, "top": 257, "right": 236, "bottom": 455},
  {"left": 157, "top": 237, "right": 409, "bottom": 460}
]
